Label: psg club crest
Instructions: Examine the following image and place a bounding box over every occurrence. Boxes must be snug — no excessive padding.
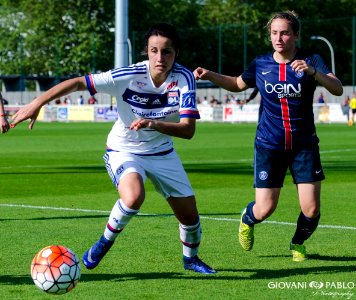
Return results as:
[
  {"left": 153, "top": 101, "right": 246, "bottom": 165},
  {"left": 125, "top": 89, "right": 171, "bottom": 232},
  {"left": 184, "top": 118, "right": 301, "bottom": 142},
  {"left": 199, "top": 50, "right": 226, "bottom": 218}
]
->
[
  {"left": 259, "top": 171, "right": 268, "bottom": 181},
  {"left": 294, "top": 70, "right": 304, "bottom": 78}
]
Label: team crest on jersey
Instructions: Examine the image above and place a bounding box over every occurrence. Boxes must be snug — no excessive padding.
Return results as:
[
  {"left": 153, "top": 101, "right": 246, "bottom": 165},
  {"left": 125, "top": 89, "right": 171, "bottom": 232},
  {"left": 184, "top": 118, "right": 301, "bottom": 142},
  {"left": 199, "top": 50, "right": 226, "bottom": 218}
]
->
[
  {"left": 136, "top": 81, "right": 147, "bottom": 88},
  {"left": 167, "top": 91, "right": 179, "bottom": 106},
  {"left": 294, "top": 70, "right": 304, "bottom": 78},
  {"left": 259, "top": 171, "right": 268, "bottom": 181}
]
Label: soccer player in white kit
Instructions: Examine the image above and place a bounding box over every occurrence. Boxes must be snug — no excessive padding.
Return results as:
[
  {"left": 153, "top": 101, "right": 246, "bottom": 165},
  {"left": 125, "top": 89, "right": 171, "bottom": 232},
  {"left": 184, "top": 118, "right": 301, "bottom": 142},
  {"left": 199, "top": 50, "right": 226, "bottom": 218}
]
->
[
  {"left": 11, "top": 23, "right": 216, "bottom": 274},
  {"left": 0, "top": 92, "right": 10, "bottom": 134}
]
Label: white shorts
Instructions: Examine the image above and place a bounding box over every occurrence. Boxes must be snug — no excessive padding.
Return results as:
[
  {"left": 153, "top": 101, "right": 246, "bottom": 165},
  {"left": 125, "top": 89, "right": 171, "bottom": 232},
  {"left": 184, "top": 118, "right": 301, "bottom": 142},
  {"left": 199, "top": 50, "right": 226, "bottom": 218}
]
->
[{"left": 103, "top": 149, "right": 194, "bottom": 199}]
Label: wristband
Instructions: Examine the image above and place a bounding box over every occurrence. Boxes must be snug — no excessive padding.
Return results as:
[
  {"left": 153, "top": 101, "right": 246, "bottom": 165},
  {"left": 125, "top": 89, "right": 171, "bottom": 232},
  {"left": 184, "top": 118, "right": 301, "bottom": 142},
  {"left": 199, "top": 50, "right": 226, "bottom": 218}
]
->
[{"left": 0, "top": 114, "right": 5, "bottom": 117}]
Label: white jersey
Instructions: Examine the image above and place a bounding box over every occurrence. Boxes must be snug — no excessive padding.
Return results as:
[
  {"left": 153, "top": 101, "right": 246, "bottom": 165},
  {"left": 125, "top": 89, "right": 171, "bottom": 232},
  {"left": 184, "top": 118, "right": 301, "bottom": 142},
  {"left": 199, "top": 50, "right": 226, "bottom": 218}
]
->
[{"left": 85, "top": 61, "right": 199, "bottom": 155}]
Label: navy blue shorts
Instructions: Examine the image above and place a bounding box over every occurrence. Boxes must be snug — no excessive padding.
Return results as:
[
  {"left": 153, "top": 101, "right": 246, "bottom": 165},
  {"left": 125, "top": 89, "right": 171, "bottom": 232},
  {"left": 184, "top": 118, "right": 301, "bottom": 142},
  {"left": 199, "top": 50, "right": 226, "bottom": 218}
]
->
[{"left": 254, "top": 144, "right": 325, "bottom": 188}]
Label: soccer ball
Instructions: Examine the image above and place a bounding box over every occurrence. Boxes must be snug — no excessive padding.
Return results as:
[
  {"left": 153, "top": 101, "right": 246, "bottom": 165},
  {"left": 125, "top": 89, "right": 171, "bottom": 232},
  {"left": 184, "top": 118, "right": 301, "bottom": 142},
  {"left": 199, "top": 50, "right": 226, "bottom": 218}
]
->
[{"left": 31, "top": 245, "right": 81, "bottom": 295}]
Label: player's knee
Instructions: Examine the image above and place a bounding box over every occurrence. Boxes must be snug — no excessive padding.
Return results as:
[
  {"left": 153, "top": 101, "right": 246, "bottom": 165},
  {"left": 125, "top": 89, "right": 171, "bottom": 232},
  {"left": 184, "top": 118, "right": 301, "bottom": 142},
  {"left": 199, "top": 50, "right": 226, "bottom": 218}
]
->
[
  {"left": 120, "top": 194, "right": 145, "bottom": 210},
  {"left": 255, "top": 203, "right": 276, "bottom": 220},
  {"left": 302, "top": 207, "right": 320, "bottom": 218}
]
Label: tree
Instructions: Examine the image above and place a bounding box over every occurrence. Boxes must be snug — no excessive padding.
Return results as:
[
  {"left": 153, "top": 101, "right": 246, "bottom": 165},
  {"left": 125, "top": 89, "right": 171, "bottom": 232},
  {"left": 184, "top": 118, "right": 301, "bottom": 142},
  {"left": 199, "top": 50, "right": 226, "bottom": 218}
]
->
[
  {"left": 0, "top": 0, "right": 355, "bottom": 86},
  {"left": 0, "top": 0, "right": 115, "bottom": 76}
]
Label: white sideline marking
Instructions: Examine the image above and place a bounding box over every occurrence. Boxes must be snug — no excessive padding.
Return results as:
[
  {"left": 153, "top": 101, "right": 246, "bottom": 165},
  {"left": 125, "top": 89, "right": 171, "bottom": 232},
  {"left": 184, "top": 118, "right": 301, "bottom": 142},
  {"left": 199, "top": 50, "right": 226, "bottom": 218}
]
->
[
  {"left": 1, "top": 203, "right": 356, "bottom": 231},
  {"left": 320, "top": 148, "right": 355, "bottom": 154}
]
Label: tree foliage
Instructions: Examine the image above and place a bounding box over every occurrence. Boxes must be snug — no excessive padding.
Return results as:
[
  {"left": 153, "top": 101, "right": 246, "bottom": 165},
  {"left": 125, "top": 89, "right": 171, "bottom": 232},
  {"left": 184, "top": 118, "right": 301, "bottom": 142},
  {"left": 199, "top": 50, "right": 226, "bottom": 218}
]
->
[
  {"left": 0, "top": 0, "right": 355, "bottom": 86},
  {"left": 0, "top": 0, "right": 114, "bottom": 76}
]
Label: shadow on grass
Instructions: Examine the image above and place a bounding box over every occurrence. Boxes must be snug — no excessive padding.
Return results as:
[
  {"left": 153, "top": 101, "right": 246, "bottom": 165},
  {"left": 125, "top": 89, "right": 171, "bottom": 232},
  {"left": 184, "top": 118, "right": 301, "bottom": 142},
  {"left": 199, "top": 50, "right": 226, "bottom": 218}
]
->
[
  {"left": 2, "top": 159, "right": 356, "bottom": 176},
  {"left": 0, "top": 165, "right": 106, "bottom": 175},
  {"left": 258, "top": 254, "right": 356, "bottom": 262},
  {"left": 183, "top": 162, "right": 253, "bottom": 175},
  {"left": 232, "top": 264, "right": 356, "bottom": 280},
  {"left": 183, "top": 160, "right": 356, "bottom": 175},
  {"left": 2, "top": 262, "right": 355, "bottom": 285}
]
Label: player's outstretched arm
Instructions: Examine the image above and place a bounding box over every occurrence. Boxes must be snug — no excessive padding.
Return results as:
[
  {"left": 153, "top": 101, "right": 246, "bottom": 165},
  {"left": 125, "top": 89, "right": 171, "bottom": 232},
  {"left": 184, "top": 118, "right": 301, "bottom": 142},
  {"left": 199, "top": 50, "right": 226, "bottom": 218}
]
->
[
  {"left": 193, "top": 67, "right": 247, "bottom": 93},
  {"left": 0, "top": 93, "right": 10, "bottom": 134},
  {"left": 11, "top": 77, "right": 87, "bottom": 130}
]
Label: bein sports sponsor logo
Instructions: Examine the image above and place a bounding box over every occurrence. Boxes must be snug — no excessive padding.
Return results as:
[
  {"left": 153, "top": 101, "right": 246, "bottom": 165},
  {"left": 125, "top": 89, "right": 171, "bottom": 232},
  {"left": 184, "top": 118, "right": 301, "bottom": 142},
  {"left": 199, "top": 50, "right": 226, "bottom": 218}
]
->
[{"left": 264, "top": 80, "right": 301, "bottom": 99}]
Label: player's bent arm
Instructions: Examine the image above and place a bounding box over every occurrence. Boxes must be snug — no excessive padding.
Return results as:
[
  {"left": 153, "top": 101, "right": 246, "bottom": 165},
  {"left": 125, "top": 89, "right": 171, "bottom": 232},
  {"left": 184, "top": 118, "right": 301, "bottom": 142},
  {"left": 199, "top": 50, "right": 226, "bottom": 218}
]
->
[
  {"left": 130, "top": 117, "right": 196, "bottom": 140},
  {"left": 315, "top": 72, "right": 343, "bottom": 96}
]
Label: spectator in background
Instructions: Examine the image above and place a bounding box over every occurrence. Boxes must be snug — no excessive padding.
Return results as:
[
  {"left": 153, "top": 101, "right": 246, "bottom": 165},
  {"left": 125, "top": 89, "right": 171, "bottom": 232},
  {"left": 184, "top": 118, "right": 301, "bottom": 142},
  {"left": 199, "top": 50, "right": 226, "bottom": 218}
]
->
[
  {"left": 88, "top": 96, "right": 98, "bottom": 105},
  {"left": 349, "top": 92, "right": 356, "bottom": 126},
  {"left": 210, "top": 95, "right": 220, "bottom": 106},
  {"left": 77, "top": 95, "right": 84, "bottom": 105},
  {"left": 315, "top": 92, "right": 327, "bottom": 104},
  {"left": 223, "top": 94, "right": 231, "bottom": 104},
  {"left": 341, "top": 95, "right": 350, "bottom": 123},
  {"left": 63, "top": 97, "right": 71, "bottom": 105},
  {"left": 0, "top": 92, "right": 10, "bottom": 134}
]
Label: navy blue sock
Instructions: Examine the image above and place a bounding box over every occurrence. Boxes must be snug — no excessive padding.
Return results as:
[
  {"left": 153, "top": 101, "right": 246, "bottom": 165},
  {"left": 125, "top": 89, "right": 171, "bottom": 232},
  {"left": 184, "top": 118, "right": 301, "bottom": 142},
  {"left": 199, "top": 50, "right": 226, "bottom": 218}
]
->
[
  {"left": 100, "top": 235, "right": 114, "bottom": 246},
  {"left": 242, "top": 201, "right": 262, "bottom": 226},
  {"left": 291, "top": 212, "right": 320, "bottom": 245}
]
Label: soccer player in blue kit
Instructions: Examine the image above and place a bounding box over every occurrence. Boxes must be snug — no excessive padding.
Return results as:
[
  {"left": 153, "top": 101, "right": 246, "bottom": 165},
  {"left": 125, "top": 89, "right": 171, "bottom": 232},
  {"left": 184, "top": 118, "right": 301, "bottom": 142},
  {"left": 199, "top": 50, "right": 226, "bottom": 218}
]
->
[
  {"left": 194, "top": 11, "right": 343, "bottom": 261},
  {"left": 11, "top": 23, "right": 216, "bottom": 274}
]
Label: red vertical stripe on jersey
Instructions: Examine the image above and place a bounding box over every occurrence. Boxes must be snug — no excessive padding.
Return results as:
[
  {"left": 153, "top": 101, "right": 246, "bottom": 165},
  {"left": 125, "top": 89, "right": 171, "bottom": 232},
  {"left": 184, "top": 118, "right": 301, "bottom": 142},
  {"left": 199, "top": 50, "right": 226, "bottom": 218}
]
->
[
  {"left": 279, "top": 63, "right": 292, "bottom": 150},
  {"left": 279, "top": 63, "right": 287, "bottom": 81}
]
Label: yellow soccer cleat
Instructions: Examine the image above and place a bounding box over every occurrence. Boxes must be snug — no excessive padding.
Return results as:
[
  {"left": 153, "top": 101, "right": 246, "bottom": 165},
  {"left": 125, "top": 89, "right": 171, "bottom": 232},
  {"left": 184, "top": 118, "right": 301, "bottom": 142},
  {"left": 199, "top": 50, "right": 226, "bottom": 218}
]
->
[
  {"left": 239, "top": 208, "right": 254, "bottom": 251},
  {"left": 290, "top": 243, "right": 307, "bottom": 262}
]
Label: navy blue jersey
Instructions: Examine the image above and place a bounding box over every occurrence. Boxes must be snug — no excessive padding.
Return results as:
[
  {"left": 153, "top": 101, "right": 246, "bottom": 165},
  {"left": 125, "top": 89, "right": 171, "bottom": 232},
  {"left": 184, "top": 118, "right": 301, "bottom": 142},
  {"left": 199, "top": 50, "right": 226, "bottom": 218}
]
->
[{"left": 242, "top": 49, "right": 330, "bottom": 150}]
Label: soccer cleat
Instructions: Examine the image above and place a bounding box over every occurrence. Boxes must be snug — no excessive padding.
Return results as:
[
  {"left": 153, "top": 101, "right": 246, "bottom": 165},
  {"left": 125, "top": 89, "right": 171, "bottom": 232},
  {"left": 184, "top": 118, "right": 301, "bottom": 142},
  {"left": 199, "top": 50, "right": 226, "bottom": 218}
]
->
[
  {"left": 82, "top": 236, "right": 114, "bottom": 269},
  {"left": 183, "top": 255, "right": 217, "bottom": 274},
  {"left": 290, "top": 243, "right": 307, "bottom": 262},
  {"left": 239, "top": 208, "right": 254, "bottom": 251}
]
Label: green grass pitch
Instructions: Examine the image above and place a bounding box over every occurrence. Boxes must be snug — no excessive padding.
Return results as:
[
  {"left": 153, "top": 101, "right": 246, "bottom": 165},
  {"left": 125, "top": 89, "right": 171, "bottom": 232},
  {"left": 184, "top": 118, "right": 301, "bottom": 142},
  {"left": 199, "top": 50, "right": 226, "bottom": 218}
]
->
[{"left": 0, "top": 121, "right": 355, "bottom": 299}]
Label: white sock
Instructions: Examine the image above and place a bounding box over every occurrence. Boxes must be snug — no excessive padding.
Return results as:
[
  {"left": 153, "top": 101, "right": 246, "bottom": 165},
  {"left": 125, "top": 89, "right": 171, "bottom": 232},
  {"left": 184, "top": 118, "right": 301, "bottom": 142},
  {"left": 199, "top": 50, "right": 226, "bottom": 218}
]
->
[
  {"left": 179, "top": 221, "right": 201, "bottom": 257},
  {"left": 103, "top": 199, "right": 139, "bottom": 241}
]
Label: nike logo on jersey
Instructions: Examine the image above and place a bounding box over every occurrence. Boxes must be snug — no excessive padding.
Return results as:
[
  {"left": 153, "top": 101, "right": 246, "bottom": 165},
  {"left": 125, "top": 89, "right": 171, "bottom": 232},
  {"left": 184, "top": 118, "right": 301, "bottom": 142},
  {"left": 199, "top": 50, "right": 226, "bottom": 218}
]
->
[
  {"left": 262, "top": 71, "right": 271, "bottom": 75},
  {"left": 315, "top": 170, "right": 322, "bottom": 174}
]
